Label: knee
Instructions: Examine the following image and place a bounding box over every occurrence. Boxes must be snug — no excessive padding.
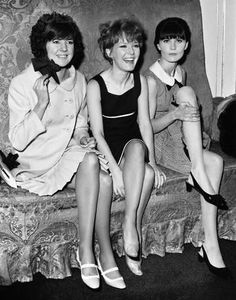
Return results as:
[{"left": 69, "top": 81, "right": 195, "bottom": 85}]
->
[
  {"left": 176, "top": 86, "right": 198, "bottom": 107},
  {"left": 212, "top": 153, "right": 224, "bottom": 170},
  {"left": 128, "top": 140, "right": 146, "bottom": 158},
  {"left": 83, "top": 152, "right": 99, "bottom": 170},
  {"left": 206, "top": 151, "right": 224, "bottom": 172}
]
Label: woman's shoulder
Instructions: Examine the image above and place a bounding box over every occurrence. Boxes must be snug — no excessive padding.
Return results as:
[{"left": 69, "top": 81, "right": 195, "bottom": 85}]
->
[
  {"left": 138, "top": 73, "right": 147, "bottom": 87},
  {"left": 176, "top": 65, "right": 186, "bottom": 83},
  {"left": 10, "top": 64, "right": 37, "bottom": 89},
  {"left": 143, "top": 66, "right": 161, "bottom": 79},
  {"left": 143, "top": 69, "right": 165, "bottom": 88},
  {"left": 87, "top": 74, "right": 103, "bottom": 93},
  {"left": 88, "top": 70, "right": 108, "bottom": 89},
  {"left": 176, "top": 64, "right": 185, "bottom": 73}
]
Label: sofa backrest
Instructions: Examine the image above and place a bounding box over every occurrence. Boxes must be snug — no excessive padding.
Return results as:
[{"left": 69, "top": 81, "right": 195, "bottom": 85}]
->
[{"left": 0, "top": 0, "right": 213, "bottom": 152}]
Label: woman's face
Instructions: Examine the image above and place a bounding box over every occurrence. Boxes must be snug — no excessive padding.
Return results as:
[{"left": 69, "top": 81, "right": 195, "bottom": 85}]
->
[
  {"left": 46, "top": 38, "right": 74, "bottom": 67},
  {"left": 106, "top": 34, "right": 140, "bottom": 72},
  {"left": 157, "top": 38, "right": 188, "bottom": 63}
]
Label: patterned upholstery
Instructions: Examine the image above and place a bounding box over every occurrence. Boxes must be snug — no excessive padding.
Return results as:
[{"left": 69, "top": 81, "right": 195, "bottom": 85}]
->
[{"left": 0, "top": 0, "right": 235, "bottom": 285}]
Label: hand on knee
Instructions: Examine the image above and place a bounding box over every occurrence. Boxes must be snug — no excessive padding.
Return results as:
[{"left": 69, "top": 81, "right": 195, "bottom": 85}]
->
[{"left": 176, "top": 86, "right": 197, "bottom": 107}]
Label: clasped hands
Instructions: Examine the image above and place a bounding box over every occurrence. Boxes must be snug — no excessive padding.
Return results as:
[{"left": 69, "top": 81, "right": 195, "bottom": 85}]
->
[{"left": 111, "top": 163, "right": 166, "bottom": 198}]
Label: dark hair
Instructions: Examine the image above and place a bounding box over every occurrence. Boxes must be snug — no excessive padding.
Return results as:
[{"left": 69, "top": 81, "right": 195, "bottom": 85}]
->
[
  {"left": 98, "top": 18, "right": 146, "bottom": 64},
  {"left": 154, "top": 17, "right": 191, "bottom": 49},
  {"left": 30, "top": 12, "right": 84, "bottom": 69}
]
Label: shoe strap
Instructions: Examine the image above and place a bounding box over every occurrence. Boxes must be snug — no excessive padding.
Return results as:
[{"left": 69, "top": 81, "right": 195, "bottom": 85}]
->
[
  {"left": 101, "top": 267, "right": 119, "bottom": 275},
  {"left": 104, "top": 275, "right": 124, "bottom": 282},
  {"left": 101, "top": 267, "right": 124, "bottom": 282},
  {"left": 81, "top": 263, "right": 98, "bottom": 270}
]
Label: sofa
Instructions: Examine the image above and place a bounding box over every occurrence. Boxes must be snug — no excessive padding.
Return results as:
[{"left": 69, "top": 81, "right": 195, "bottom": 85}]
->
[{"left": 0, "top": 0, "right": 235, "bottom": 286}]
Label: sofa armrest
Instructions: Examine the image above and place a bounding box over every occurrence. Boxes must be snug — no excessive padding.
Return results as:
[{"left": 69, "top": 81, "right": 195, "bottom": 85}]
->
[
  {"left": 210, "top": 96, "right": 225, "bottom": 141},
  {"left": 210, "top": 94, "right": 236, "bottom": 141}
]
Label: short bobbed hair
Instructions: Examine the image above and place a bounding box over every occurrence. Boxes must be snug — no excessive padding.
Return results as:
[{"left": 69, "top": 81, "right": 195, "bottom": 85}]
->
[
  {"left": 98, "top": 18, "right": 146, "bottom": 64},
  {"left": 154, "top": 17, "right": 191, "bottom": 49},
  {"left": 30, "top": 12, "right": 84, "bottom": 69}
]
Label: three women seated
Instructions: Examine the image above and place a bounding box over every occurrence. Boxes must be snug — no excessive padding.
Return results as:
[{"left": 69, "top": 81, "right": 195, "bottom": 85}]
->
[{"left": 7, "top": 12, "right": 231, "bottom": 290}]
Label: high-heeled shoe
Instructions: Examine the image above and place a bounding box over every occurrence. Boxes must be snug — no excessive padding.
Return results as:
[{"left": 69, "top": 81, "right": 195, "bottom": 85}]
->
[
  {"left": 122, "top": 234, "right": 143, "bottom": 276},
  {"left": 125, "top": 251, "right": 143, "bottom": 276},
  {"left": 97, "top": 256, "right": 126, "bottom": 289},
  {"left": 198, "top": 246, "right": 232, "bottom": 279},
  {"left": 76, "top": 248, "right": 100, "bottom": 289},
  {"left": 186, "top": 172, "right": 228, "bottom": 210}
]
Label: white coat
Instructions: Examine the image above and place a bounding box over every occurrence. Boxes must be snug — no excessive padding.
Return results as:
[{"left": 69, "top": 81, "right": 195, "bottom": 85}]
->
[{"left": 8, "top": 63, "right": 90, "bottom": 195}]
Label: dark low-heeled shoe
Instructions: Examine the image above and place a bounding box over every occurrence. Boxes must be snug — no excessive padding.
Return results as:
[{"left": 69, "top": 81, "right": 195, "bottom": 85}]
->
[
  {"left": 186, "top": 172, "right": 228, "bottom": 210},
  {"left": 198, "top": 246, "right": 232, "bottom": 279}
]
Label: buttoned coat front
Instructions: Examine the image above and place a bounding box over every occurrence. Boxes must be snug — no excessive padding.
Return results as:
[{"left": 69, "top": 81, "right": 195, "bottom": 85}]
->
[{"left": 8, "top": 64, "right": 89, "bottom": 195}]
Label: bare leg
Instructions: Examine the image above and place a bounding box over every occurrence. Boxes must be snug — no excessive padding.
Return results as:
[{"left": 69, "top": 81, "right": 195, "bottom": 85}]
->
[
  {"left": 95, "top": 170, "right": 122, "bottom": 279},
  {"left": 176, "top": 86, "right": 214, "bottom": 194},
  {"left": 75, "top": 152, "right": 99, "bottom": 276},
  {"left": 128, "top": 163, "right": 154, "bottom": 275},
  {"left": 177, "top": 86, "right": 225, "bottom": 268},
  {"left": 201, "top": 151, "right": 225, "bottom": 267},
  {"left": 136, "top": 163, "right": 155, "bottom": 250},
  {"left": 121, "top": 140, "right": 147, "bottom": 257}
]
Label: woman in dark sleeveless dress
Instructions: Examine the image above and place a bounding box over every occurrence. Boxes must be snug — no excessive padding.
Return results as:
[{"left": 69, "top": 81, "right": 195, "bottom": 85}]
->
[{"left": 87, "top": 18, "right": 165, "bottom": 276}]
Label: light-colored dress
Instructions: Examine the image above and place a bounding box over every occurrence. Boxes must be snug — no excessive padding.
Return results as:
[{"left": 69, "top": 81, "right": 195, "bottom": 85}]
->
[
  {"left": 8, "top": 64, "right": 90, "bottom": 196},
  {"left": 145, "top": 60, "right": 191, "bottom": 174}
]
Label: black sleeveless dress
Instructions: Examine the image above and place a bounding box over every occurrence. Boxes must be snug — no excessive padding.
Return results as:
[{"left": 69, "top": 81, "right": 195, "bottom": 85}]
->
[{"left": 93, "top": 72, "right": 143, "bottom": 163}]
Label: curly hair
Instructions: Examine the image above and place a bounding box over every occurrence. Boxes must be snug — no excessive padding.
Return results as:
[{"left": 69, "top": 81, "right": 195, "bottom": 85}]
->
[
  {"left": 154, "top": 17, "right": 191, "bottom": 50},
  {"left": 98, "top": 17, "right": 146, "bottom": 64},
  {"left": 30, "top": 12, "right": 84, "bottom": 69}
]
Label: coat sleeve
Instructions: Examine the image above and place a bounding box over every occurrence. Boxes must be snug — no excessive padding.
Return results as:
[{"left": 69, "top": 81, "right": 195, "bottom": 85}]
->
[
  {"left": 8, "top": 76, "right": 46, "bottom": 151},
  {"left": 73, "top": 74, "right": 89, "bottom": 143}
]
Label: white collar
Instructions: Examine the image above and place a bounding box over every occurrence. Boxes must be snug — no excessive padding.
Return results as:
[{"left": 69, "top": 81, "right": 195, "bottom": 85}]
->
[{"left": 149, "top": 60, "right": 183, "bottom": 86}]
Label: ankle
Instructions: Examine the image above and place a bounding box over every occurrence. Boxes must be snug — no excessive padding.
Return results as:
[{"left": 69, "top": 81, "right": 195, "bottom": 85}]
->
[
  {"left": 78, "top": 246, "right": 95, "bottom": 264},
  {"left": 99, "top": 252, "right": 116, "bottom": 268},
  {"left": 189, "top": 169, "right": 215, "bottom": 194}
]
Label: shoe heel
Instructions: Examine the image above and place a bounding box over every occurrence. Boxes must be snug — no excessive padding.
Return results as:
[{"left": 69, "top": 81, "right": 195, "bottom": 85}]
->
[
  {"left": 125, "top": 254, "right": 143, "bottom": 276},
  {"left": 198, "top": 246, "right": 232, "bottom": 279},
  {"left": 186, "top": 181, "right": 192, "bottom": 192},
  {"left": 97, "top": 257, "right": 126, "bottom": 289},
  {"left": 76, "top": 248, "right": 100, "bottom": 289}
]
